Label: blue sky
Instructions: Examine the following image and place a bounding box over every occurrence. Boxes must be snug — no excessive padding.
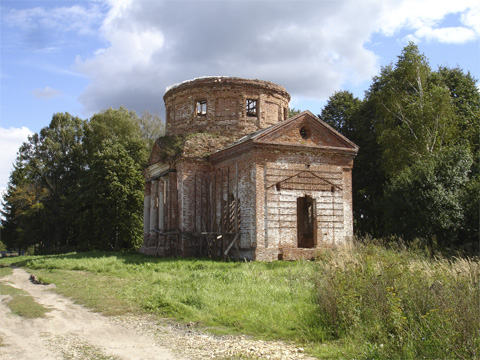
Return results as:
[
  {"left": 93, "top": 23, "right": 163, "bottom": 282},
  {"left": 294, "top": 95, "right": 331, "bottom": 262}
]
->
[{"left": 1, "top": 0, "right": 479, "bottom": 197}]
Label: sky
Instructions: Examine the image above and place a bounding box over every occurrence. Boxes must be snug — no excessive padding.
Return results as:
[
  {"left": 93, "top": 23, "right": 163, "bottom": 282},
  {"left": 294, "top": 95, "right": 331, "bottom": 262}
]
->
[{"left": 0, "top": 0, "right": 479, "bottom": 199}]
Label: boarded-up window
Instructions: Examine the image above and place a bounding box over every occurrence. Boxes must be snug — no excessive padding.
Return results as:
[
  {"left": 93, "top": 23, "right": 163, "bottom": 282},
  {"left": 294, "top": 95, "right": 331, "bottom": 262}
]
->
[{"left": 297, "top": 195, "right": 316, "bottom": 248}]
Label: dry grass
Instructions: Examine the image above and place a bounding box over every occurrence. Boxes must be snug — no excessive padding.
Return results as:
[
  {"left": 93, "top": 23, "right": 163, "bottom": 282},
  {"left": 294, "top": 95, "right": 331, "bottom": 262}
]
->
[{"left": 314, "top": 241, "right": 480, "bottom": 359}]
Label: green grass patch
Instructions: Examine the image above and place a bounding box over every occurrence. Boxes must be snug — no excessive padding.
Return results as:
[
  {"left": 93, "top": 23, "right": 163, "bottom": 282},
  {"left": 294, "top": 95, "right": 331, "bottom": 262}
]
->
[
  {"left": 26, "top": 255, "right": 318, "bottom": 340},
  {"left": 33, "top": 270, "right": 138, "bottom": 316},
  {"left": 2, "top": 243, "right": 478, "bottom": 359},
  {"left": 0, "top": 266, "right": 13, "bottom": 278},
  {"left": 0, "top": 283, "right": 50, "bottom": 318}
]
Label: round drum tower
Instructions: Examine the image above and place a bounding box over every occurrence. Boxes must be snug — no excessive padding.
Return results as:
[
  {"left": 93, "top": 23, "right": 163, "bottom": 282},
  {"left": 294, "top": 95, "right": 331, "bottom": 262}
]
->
[{"left": 163, "top": 77, "right": 291, "bottom": 137}]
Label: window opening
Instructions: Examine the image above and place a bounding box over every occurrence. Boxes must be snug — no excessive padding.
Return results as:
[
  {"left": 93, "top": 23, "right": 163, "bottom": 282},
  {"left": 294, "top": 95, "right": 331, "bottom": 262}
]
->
[
  {"left": 297, "top": 195, "right": 316, "bottom": 248},
  {"left": 196, "top": 100, "right": 207, "bottom": 116},
  {"left": 300, "top": 126, "right": 310, "bottom": 139},
  {"left": 246, "top": 99, "right": 257, "bottom": 117}
]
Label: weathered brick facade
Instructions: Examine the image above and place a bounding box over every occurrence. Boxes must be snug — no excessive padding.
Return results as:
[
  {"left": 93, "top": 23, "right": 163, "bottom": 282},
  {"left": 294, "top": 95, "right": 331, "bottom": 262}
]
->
[
  {"left": 164, "top": 77, "right": 290, "bottom": 137},
  {"left": 140, "top": 77, "right": 358, "bottom": 261}
]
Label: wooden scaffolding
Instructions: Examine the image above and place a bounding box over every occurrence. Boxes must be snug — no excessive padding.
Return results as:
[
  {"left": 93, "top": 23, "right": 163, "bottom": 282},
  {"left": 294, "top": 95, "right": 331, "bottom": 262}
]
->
[{"left": 152, "top": 165, "right": 241, "bottom": 260}]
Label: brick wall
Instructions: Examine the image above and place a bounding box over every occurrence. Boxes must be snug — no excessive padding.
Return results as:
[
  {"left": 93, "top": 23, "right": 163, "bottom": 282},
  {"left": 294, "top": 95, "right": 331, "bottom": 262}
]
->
[
  {"left": 164, "top": 77, "right": 290, "bottom": 137},
  {"left": 251, "top": 147, "right": 354, "bottom": 261},
  {"left": 141, "top": 78, "right": 358, "bottom": 261}
]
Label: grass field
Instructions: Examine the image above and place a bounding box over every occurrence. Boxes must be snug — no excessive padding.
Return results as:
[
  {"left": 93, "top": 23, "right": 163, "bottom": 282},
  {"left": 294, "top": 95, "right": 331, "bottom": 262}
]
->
[
  {"left": 0, "top": 265, "right": 50, "bottom": 318},
  {"left": 0, "top": 266, "right": 13, "bottom": 278},
  {"left": 0, "top": 241, "right": 478, "bottom": 359}
]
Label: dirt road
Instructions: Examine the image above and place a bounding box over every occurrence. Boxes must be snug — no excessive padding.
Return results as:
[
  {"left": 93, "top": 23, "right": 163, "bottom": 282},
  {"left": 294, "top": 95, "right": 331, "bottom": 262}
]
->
[
  {"left": 0, "top": 268, "right": 315, "bottom": 360},
  {"left": 0, "top": 267, "right": 177, "bottom": 360}
]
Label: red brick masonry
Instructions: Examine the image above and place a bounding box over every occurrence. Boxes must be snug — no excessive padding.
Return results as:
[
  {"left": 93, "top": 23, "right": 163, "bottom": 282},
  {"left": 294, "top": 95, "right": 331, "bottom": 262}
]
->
[{"left": 140, "top": 77, "right": 358, "bottom": 261}]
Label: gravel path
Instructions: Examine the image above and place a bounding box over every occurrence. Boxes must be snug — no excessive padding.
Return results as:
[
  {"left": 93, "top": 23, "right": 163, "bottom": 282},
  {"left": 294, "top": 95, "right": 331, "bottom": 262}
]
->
[{"left": 0, "top": 268, "right": 316, "bottom": 360}]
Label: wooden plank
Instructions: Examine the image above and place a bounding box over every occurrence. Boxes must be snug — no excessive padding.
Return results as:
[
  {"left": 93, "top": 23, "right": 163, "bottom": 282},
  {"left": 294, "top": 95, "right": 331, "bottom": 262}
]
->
[
  {"left": 176, "top": 173, "right": 180, "bottom": 232},
  {"left": 264, "top": 165, "right": 268, "bottom": 248},
  {"left": 193, "top": 173, "right": 197, "bottom": 256},
  {"left": 200, "top": 174, "right": 203, "bottom": 232},
  {"left": 267, "top": 226, "right": 300, "bottom": 229},
  {"left": 220, "top": 168, "right": 224, "bottom": 235},
  {"left": 194, "top": 173, "right": 197, "bottom": 233},
  {"left": 265, "top": 167, "right": 341, "bottom": 174},
  {"left": 235, "top": 162, "right": 238, "bottom": 233},
  {"left": 213, "top": 170, "right": 217, "bottom": 233},
  {"left": 227, "top": 166, "right": 230, "bottom": 235},
  {"left": 224, "top": 233, "right": 239, "bottom": 256},
  {"left": 235, "top": 162, "right": 239, "bottom": 259}
]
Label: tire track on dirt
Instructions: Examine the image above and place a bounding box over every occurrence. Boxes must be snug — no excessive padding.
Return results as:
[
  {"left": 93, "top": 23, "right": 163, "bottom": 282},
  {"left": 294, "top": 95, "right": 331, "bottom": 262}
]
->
[{"left": 0, "top": 267, "right": 177, "bottom": 360}]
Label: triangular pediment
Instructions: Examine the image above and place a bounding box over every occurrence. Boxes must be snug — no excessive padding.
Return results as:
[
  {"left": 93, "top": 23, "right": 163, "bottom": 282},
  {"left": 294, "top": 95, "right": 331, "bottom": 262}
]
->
[{"left": 253, "top": 111, "right": 358, "bottom": 151}]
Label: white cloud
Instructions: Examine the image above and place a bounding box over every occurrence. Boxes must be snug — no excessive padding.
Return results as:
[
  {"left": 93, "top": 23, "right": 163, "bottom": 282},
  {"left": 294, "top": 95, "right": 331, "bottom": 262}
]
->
[
  {"left": 0, "top": 127, "right": 33, "bottom": 198},
  {"left": 377, "top": 0, "right": 480, "bottom": 42},
  {"left": 2, "top": 3, "right": 106, "bottom": 50},
  {"left": 32, "top": 86, "right": 63, "bottom": 99},
  {"left": 461, "top": 5, "right": 480, "bottom": 36},
  {"left": 75, "top": 0, "right": 381, "bottom": 113},
  {"left": 3, "top": 0, "right": 479, "bottom": 117},
  {"left": 4, "top": 4, "right": 104, "bottom": 35},
  {"left": 413, "top": 26, "right": 476, "bottom": 44},
  {"left": 377, "top": 0, "right": 476, "bottom": 34},
  {"left": 71, "top": 0, "right": 479, "bottom": 116}
]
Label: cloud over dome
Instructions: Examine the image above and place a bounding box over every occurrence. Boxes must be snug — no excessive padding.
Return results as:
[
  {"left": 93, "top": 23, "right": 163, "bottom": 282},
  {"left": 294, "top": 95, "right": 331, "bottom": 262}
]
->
[
  {"left": 72, "top": 0, "right": 479, "bottom": 115},
  {"left": 7, "top": 0, "right": 477, "bottom": 117}
]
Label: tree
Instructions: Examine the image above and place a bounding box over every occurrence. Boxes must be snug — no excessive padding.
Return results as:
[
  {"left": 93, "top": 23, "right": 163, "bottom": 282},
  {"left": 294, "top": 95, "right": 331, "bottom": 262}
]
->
[
  {"left": 459, "top": 174, "right": 480, "bottom": 253},
  {"left": 78, "top": 140, "right": 144, "bottom": 250},
  {"left": 138, "top": 111, "right": 165, "bottom": 150},
  {"left": 76, "top": 108, "right": 148, "bottom": 250},
  {"left": 320, "top": 43, "right": 480, "bottom": 250},
  {"left": 320, "top": 91, "right": 362, "bottom": 136},
  {"left": 366, "top": 43, "right": 457, "bottom": 176},
  {"left": 321, "top": 91, "right": 385, "bottom": 236},
  {"left": 384, "top": 145, "right": 473, "bottom": 248},
  {"left": 1, "top": 113, "right": 85, "bottom": 251},
  {"left": 289, "top": 107, "right": 302, "bottom": 117},
  {"left": 1, "top": 181, "right": 49, "bottom": 251},
  {"left": 436, "top": 66, "right": 480, "bottom": 173},
  {"left": 1, "top": 107, "right": 150, "bottom": 253}
]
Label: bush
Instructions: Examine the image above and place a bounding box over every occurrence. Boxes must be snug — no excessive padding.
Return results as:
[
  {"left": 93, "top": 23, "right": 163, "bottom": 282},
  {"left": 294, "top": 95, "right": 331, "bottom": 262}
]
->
[{"left": 315, "top": 240, "right": 480, "bottom": 359}]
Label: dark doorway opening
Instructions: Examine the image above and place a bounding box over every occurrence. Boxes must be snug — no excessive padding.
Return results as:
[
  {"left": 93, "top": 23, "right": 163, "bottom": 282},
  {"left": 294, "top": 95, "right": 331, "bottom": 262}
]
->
[{"left": 297, "top": 195, "right": 316, "bottom": 248}]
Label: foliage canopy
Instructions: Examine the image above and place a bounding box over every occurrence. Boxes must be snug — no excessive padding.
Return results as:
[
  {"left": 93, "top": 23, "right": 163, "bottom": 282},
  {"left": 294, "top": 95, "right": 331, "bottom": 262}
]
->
[
  {"left": 1, "top": 108, "right": 157, "bottom": 252},
  {"left": 321, "top": 42, "right": 479, "bottom": 252}
]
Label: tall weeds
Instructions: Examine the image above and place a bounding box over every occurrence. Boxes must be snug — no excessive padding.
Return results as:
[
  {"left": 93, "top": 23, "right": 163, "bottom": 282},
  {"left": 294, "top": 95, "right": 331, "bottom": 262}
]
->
[
  {"left": 315, "top": 241, "right": 480, "bottom": 359},
  {"left": 3, "top": 243, "right": 478, "bottom": 359}
]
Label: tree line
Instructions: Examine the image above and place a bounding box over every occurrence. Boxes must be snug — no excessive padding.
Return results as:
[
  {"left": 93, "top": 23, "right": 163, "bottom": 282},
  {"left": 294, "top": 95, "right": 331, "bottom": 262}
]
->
[
  {"left": 321, "top": 43, "right": 479, "bottom": 253},
  {"left": 1, "top": 43, "right": 478, "bottom": 254},
  {"left": 1, "top": 108, "right": 163, "bottom": 253}
]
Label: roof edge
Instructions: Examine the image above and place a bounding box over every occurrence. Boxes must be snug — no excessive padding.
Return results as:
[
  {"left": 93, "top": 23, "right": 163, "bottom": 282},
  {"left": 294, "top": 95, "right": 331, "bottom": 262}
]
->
[{"left": 164, "top": 76, "right": 291, "bottom": 101}]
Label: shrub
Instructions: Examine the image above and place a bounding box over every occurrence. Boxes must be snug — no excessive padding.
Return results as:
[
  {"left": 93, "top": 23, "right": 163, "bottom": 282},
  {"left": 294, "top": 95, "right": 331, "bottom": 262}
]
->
[{"left": 315, "top": 240, "right": 480, "bottom": 359}]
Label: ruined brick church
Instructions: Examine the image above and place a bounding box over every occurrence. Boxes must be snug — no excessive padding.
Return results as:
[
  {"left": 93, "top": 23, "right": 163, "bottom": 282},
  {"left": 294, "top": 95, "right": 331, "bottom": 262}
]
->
[{"left": 139, "top": 77, "right": 358, "bottom": 261}]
